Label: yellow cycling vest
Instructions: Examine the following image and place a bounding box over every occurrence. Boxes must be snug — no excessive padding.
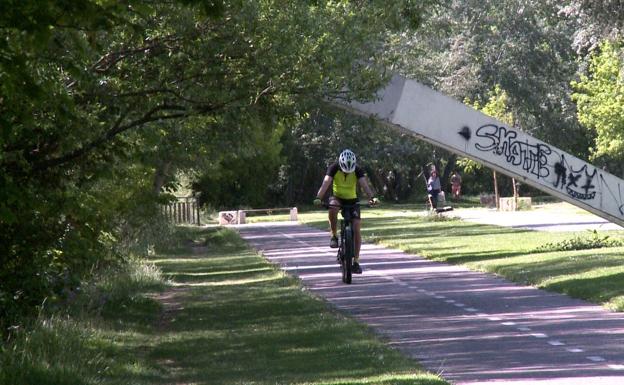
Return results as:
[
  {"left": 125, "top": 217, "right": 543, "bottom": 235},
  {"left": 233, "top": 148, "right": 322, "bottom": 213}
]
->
[{"left": 327, "top": 163, "right": 365, "bottom": 200}]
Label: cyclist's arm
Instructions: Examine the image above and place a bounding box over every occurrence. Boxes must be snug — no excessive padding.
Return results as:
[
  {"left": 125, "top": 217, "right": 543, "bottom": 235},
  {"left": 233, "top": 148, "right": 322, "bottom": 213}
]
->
[
  {"left": 316, "top": 175, "right": 333, "bottom": 199},
  {"left": 358, "top": 176, "right": 375, "bottom": 200}
]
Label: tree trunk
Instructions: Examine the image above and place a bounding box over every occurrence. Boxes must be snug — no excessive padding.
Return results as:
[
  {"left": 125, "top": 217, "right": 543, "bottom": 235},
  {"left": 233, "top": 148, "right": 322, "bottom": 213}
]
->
[
  {"left": 441, "top": 154, "right": 457, "bottom": 191},
  {"left": 153, "top": 161, "right": 172, "bottom": 194}
]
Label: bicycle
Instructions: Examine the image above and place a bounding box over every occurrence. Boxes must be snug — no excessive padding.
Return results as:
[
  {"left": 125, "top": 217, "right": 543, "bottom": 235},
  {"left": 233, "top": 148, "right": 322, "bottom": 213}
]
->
[{"left": 323, "top": 201, "right": 361, "bottom": 284}]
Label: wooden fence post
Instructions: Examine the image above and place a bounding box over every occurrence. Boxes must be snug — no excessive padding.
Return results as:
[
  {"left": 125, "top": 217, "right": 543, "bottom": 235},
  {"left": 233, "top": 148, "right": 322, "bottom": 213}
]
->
[{"left": 161, "top": 197, "right": 200, "bottom": 225}]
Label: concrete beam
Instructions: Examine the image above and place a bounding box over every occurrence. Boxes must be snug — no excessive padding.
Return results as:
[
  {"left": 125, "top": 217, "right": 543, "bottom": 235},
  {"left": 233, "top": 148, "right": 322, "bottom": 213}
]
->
[{"left": 336, "top": 74, "right": 624, "bottom": 227}]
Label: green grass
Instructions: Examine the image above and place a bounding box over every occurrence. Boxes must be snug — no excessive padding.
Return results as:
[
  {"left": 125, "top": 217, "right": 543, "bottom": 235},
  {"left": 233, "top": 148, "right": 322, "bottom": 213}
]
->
[
  {"left": 0, "top": 258, "right": 167, "bottom": 385},
  {"left": 145, "top": 226, "right": 446, "bottom": 385},
  {"left": 297, "top": 203, "right": 624, "bottom": 311},
  {"left": 245, "top": 213, "right": 293, "bottom": 223},
  {"left": 8, "top": 200, "right": 623, "bottom": 385},
  {"left": 1, "top": 226, "right": 446, "bottom": 385}
]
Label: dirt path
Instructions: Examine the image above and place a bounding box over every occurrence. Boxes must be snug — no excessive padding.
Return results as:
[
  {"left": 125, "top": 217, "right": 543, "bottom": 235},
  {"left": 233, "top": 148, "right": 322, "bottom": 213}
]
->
[{"left": 237, "top": 222, "right": 624, "bottom": 385}]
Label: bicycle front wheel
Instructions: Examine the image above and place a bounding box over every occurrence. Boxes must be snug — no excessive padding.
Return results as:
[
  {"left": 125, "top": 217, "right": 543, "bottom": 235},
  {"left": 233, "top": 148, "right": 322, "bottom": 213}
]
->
[{"left": 342, "top": 224, "right": 353, "bottom": 284}]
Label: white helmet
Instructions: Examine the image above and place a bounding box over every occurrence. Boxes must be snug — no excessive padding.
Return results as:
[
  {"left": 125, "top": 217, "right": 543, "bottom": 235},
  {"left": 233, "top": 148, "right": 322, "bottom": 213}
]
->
[{"left": 338, "top": 149, "right": 357, "bottom": 173}]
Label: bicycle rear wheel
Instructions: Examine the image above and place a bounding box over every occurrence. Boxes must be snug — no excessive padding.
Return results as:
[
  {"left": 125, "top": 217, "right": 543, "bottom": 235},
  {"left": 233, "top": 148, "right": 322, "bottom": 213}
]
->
[{"left": 342, "top": 224, "right": 353, "bottom": 284}]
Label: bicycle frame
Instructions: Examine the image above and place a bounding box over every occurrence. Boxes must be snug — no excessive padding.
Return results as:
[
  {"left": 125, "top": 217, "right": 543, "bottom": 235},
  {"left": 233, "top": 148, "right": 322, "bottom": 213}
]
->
[{"left": 325, "top": 202, "right": 360, "bottom": 284}]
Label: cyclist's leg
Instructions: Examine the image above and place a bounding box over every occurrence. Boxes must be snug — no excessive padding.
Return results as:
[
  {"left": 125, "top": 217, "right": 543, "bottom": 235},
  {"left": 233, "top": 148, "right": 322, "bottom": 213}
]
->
[
  {"left": 353, "top": 217, "right": 361, "bottom": 261},
  {"left": 351, "top": 201, "right": 363, "bottom": 274},
  {"left": 328, "top": 196, "right": 340, "bottom": 247}
]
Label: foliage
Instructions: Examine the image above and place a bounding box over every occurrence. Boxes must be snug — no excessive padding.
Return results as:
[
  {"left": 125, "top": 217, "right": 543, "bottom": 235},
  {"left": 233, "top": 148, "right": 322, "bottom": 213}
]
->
[
  {"left": 1, "top": 316, "right": 107, "bottom": 385},
  {"left": 185, "top": 1, "right": 437, "bottom": 207},
  {"left": 534, "top": 230, "right": 624, "bottom": 252},
  {"left": 458, "top": 85, "right": 519, "bottom": 195},
  {"left": 471, "top": 85, "right": 515, "bottom": 126},
  {"left": 0, "top": 0, "right": 431, "bottom": 330},
  {"left": 572, "top": 41, "right": 624, "bottom": 163},
  {"left": 389, "top": 0, "right": 591, "bottom": 158},
  {"left": 192, "top": 122, "right": 285, "bottom": 209},
  {"left": 0, "top": 256, "right": 165, "bottom": 385},
  {"left": 559, "top": 1, "right": 624, "bottom": 53},
  {"left": 273, "top": 106, "right": 448, "bottom": 205}
]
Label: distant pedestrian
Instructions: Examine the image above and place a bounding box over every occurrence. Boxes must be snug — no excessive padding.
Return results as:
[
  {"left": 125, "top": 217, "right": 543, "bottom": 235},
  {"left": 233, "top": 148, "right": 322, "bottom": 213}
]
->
[
  {"left": 427, "top": 169, "right": 442, "bottom": 209},
  {"left": 450, "top": 170, "right": 462, "bottom": 200}
]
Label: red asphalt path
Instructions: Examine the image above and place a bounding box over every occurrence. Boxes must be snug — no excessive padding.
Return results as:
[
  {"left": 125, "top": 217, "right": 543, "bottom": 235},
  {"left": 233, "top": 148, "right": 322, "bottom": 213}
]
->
[{"left": 236, "top": 222, "right": 624, "bottom": 385}]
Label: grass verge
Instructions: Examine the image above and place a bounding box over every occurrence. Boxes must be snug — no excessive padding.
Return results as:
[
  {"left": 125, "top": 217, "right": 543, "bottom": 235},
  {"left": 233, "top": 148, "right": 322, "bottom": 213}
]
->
[
  {"left": 0, "top": 257, "right": 166, "bottom": 385},
  {"left": 1, "top": 225, "right": 447, "bottom": 385},
  {"left": 147, "top": 226, "right": 447, "bottom": 385}
]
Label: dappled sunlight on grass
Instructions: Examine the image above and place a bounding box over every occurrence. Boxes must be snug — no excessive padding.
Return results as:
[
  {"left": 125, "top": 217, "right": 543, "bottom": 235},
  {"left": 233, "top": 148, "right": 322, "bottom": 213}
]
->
[
  {"left": 166, "top": 266, "right": 274, "bottom": 277},
  {"left": 169, "top": 273, "right": 284, "bottom": 287},
  {"left": 607, "top": 295, "right": 624, "bottom": 311},
  {"left": 297, "top": 373, "right": 446, "bottom": 385},
  {"left": 141, "top": 226, "right": 446, "bottom": 384},
  {"left": 542, "top": 267, "right": 624, "bottom": 302}
]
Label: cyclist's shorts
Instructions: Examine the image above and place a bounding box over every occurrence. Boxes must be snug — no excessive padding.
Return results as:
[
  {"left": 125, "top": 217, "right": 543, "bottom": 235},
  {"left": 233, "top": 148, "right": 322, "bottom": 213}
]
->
[{"left": 329, "top": 196, "right": 361, "bottom": 219}]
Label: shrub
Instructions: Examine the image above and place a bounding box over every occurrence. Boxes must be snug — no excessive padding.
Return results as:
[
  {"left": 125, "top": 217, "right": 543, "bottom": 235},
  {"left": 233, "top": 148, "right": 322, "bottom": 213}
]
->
[{"left": 534, "top": 230, "right": 624, "bottom": 252}]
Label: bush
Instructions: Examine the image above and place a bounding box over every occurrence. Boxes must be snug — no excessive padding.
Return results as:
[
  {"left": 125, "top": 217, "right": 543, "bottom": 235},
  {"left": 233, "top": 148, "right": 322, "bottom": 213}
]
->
[
  {"left": 0, "top": 316, "right": 107, "bottom": 385},
  {"left": 0, "top": 257, "right": 166, "bottom": 384},
  {"left": 534, "top": 230, "right": 624, "bottom": 252}
]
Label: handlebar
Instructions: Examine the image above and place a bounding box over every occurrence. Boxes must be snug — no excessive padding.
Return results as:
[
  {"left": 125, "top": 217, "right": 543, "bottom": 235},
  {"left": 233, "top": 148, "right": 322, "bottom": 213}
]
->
[{"left": 321, "top": 200, "right": 378, "bottom": 209}]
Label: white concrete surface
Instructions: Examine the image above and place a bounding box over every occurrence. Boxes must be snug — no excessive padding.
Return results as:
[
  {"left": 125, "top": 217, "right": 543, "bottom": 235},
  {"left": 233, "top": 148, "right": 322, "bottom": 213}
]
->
[{"left": 338, "top": 74, "right": 624, "bottom": 227}]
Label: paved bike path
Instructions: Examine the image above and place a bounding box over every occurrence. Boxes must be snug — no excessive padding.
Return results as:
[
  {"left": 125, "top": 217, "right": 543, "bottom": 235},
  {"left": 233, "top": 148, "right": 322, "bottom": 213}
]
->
[{"left": 236, "top": 222, "right": 624, "bottom": 385}]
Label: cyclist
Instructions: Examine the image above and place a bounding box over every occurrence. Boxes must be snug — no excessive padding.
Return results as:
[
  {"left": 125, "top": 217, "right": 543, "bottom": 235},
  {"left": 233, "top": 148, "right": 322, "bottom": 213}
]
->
[{"left": 313, "top": 149, "right": 378, "bottom": 274}]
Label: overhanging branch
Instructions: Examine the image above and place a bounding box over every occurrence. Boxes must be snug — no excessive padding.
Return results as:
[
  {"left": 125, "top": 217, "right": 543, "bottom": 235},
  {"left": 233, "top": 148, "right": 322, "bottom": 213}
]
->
[{"left": 32, "top": 104, "right": 187, "bottom": 171}]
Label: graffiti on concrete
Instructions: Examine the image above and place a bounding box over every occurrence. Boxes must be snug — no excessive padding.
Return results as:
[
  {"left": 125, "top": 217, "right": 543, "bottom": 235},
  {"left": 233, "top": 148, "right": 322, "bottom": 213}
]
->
[
  {"left": 474, "top": 124, "right": 551, "bottom": 179},
  {"left": 462, "top": 123, "right": 624, "bottom": 217},
  {"left": 553, "top": 154, "right": 597, "bottom": 200},
  {"left": 459, "top": 126, "right": 471, "bottom": 140},
  {"left": 568, "top": 167, "right": 597, "bottom": 200}
]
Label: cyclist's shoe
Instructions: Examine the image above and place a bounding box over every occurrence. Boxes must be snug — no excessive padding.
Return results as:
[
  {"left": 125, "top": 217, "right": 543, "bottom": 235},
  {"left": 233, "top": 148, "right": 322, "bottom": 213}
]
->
[
  {"left": 352, "top": 261, "right": 363, "bottom": 274},
  {"left": 329, "top": 236, "right": 339, "bottom": 248}
]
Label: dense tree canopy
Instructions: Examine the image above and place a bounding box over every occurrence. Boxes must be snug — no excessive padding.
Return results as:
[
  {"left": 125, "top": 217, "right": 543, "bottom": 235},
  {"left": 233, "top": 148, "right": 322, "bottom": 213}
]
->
[
  {"left": 386, "top": 0, "right": 593, "bottom": 157},
  {"left": 560, "top": 0, "right": 624, "bottom": 53},
  {"left": 4, "top": 0, "right": 624, "bottom": 330},
  {"left": 572, "top": 41, "right": 624, "bottom": 163},
  {"left": 0, "top": 0, "right": 430, "bottom": 326}
]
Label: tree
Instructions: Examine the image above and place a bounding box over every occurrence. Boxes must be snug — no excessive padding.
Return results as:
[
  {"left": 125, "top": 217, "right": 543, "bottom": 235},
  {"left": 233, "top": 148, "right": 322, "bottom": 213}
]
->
[
  {"left": 272, "top": 105, "right": 442, "bottom": 205},
  {"left": 387, "top": 0, "right": 592, "bottom": 158},
  {"left": 469, "top": 85, "right": 519, "bottom": 204},
  {"left": 572, "top": 41, "right": 624, "bottom": 169},
  {"left": 0, "top": 0, "right": 433, "bottom": 327},
  {"left": 559, "top": 1, "right": 624, "bottom": 54}
]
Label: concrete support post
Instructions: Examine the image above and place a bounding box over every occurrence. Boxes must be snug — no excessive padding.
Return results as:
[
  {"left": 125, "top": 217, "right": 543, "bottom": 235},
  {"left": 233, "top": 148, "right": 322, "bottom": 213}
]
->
[{"left": 237, "top": 210, "right": 246, "bottom": 224}]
